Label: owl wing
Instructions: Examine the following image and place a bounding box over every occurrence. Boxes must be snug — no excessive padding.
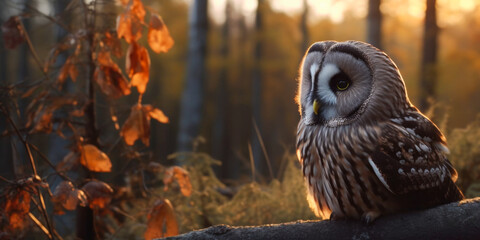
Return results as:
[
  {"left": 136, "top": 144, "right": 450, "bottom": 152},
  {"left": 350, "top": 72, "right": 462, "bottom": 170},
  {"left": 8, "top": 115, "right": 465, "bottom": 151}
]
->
[{"left": 367, "top": 111, "right": 458, "bottom": 196}]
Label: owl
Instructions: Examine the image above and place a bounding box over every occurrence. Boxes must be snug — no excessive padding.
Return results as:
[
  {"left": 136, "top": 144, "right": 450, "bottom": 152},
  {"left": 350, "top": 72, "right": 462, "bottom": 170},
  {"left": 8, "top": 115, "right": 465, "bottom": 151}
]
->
[{"left": 295, "top": 40, "right": 464, "bottom": 223}]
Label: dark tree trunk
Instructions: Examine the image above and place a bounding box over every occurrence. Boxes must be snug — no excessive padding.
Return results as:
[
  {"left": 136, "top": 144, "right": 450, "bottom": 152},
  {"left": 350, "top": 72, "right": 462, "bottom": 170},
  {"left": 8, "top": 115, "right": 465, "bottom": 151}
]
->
[
  {"left": 367, "top": 0, "right": 382, "bottom": 49},
  {"left": 0, "top": 2, "right": 14, "bottom": 180},
  {"left": 419, "top": 0, "right": 438, "bottom": 111},
  {"left": 251, "top": 0, "right": 266, "bottom": 178},
  {"left": 48, "top": 0, "right": 70, "bottom": 166},
  {"left": 177, "top": 0, "right": 208, "bottom": 153},
  {"left": 300, "top": 0, "right": 309, "bottom": 53},
  {"left": 212, "top": 0, "right": 232, "bottom": 178}
]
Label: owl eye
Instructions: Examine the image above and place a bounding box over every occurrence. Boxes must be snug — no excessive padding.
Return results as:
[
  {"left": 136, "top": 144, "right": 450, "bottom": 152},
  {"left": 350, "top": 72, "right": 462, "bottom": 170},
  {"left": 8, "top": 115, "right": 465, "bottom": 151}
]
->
[
  {"left": 329, "top": 71, "right": 351, "bottom": 92},
  {"left": 336, "top": 80, "right": 350, "bottom": 91}
]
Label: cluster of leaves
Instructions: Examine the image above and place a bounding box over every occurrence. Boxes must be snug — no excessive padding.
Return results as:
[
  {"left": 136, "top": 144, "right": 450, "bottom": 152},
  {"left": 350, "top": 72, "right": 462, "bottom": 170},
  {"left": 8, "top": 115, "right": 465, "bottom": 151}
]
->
[{"left": 0, "top": 0, "right": 185, "bottom": 239}]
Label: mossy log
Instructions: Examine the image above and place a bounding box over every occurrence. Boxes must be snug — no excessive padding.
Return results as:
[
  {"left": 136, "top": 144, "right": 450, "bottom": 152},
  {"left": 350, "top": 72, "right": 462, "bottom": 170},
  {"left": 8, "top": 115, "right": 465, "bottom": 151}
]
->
[{"left": 164, "top": 198, "right": 480, "bottom": 240}]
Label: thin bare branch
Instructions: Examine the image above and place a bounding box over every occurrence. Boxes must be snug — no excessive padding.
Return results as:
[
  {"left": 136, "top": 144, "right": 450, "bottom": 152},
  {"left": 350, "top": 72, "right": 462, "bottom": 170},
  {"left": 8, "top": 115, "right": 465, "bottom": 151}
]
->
[
  {"left": 248, "top": 142, "right": 255, "bottom": 182},
  {"left": 252, "top": 118, "right": 274, "bottom": 180},
  {"left": 28, "top": 212, "right": 52, "bottom": 239},
  {"left": 16, "top": 18, "right": 49, "bottom": 81}
]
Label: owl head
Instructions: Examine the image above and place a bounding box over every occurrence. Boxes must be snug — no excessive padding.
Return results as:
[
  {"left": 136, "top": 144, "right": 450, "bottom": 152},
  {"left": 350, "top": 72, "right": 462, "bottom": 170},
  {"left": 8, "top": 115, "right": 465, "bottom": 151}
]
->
[{"left": 296, "top": 41, "right": 412, "bottom": 127}]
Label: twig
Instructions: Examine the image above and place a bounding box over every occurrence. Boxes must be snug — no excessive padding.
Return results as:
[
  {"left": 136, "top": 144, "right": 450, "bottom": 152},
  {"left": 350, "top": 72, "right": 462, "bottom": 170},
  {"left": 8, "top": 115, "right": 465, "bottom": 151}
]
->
[
  {"left": 28, "top": 212, "right": 52, "bottom": 239},
  {"left": 0, "top": 175, "right": 14, "bottom": 184},
  {"left": 28, "top": 143, "right": 74, "bottom": 183},
  {"left": 16, "top": 17, "right": 49, "bottom": 81},
  {"left": 25, "top": 4, "right": 70, "bottom": 31},
  {"left": 248, "top": 142, "right": 255, "bottom": 182},
  {"left": 30, "top": 197, "right": 64, "bottom": 240},
  {"left": 252, "top": 118, "right": 274, "bottom": 180}
]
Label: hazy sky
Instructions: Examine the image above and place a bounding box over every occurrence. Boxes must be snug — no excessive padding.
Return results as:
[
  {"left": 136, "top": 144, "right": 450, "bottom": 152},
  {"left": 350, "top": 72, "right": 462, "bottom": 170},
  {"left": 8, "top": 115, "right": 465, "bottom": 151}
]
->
[{"left": 204, "top": 0, "right": 479, "bottom": 27}]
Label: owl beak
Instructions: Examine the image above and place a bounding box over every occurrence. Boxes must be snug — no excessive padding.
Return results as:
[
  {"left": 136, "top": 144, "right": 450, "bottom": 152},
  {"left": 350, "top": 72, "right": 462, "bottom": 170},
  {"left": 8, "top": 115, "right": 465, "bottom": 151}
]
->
[{"left": 313, "top": 99, "right": 320, "bottom": 115}]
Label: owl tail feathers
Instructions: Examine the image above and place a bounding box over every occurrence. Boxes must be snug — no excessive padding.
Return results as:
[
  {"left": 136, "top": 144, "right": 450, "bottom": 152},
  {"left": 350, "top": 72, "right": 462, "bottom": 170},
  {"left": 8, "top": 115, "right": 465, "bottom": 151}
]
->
[
  {"left": 445, "top": 181, "right": 464, "bottom": 202},
  {"left": 306, "top": 190, "right": 331, "bottom": 219}
]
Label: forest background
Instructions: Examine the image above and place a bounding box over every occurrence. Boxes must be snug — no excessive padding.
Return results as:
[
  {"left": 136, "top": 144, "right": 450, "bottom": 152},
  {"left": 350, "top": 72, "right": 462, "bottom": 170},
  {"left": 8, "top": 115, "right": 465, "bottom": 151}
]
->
[{"left": 1, "top": 0, "right": 480, "bottom": 239}]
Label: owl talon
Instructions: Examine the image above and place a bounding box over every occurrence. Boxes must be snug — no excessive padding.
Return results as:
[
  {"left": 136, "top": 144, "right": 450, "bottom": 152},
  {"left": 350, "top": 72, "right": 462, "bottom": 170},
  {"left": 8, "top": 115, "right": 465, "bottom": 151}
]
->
[{"left": 361, "top": 212, "right": 380, "bottom": 225}]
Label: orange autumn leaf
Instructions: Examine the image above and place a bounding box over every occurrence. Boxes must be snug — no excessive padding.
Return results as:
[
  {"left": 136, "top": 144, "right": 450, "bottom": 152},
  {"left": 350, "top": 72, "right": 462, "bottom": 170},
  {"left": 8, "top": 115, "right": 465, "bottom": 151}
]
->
[
  {"left": 81, "top": 180, "right": 114, "bottom": 209},
  {"left": 121, "top": 104, "right": 169, "bottom": 146},
  {"left": 126, "top": 42, "right": 150, "bottom": 94},
  {"left": 94, "top": 52, "right": 131, "bottom": 98},
  {"left": 149, "top": 107, "right": 169, "bottom": 123},
  {"left": 121, "top": 104, "right": 149, "bottom": 146},
  {"left": 116, "top": 13, "right": 142, "bottom": 44},
  {"left": 130, "top": 0, "right": 146, "bottom": 22},
  {"left": 80, "top": 144, "right": 112, "bottom": 172},
  {"left": 1, "top": 16, "right": 25, "bottom": 49},
  {"left": 148, "top": 14, "right": 174, "bottom": 53},
  {"left": 4, "top": 189, "right": 31, "bottom": 231},
  {"left": 58, "top": 56, "right": 78, "bottom": 84},
  {"left": 52, "top": 181, "right": 87, "bottom": 215},
  {"left": 131, "top": 71, "right": 149, "bottom": 94},
  {"left": 163, "top": 166, "right": 192, "bottom": 197},
  {"left": 25, "top": 96, "right": 77, "bottom": 133},
  {"left": 144, "top": 199, "right": 178, "bottom": 240}
]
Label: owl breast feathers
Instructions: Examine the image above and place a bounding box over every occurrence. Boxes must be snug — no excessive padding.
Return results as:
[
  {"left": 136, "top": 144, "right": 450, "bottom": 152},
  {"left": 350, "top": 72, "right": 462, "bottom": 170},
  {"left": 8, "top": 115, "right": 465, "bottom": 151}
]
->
[{"left": 295, "top": 40, "right": 463, "bottom": 223}]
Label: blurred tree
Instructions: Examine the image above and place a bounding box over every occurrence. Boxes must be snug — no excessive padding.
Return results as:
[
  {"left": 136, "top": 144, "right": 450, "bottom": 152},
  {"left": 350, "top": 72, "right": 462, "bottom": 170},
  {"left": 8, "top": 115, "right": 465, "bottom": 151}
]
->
[
  {"left": 419, "top": 0, "right": 438, "bottom": 111},
  {"left": 367, "top": 0, "right": 382, "bottom": 49},
  {"left": 251, "top": 0, "right": 267, "bottom": 178},
  {"left": 0, "top": 2, "right": 13, "bottom": 180},
  {"left": 47, "top": 0, "right": 70, "bottom": 167},
  {"left": 212, "top": 0, "right": 232, "bottom": 177},
  {"left": 300, "top": 0, "right": 310, "bottom": 53},
  {"left": 177, "top": 0, "right": 208, "bottom": 153}
]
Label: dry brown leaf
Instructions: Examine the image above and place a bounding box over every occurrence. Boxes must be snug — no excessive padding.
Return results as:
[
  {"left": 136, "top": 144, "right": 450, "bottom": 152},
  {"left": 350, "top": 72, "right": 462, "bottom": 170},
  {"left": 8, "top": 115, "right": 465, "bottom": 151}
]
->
[
  {"left": 1, "top": 16, "right": 25, "bottom": 49},
  {"left": 58, "top": 56, "right": 78, "bottom": 84},
  {"left": 163, "top": 166, "right": 192, "bottom": 197},
  {"left": 52, "top": 181, "right": 87, "bottom": 215},
  {"left": 79, "top": 144, "right": 112, "bottom": 172},
  {"left": 173, "top": 167, "right": 192, "bottom": 197},
  {"left": 116, "top": 12, "right": 142, "bottom": 43},
  {"left": 94, "top": 64, "right": 131, "bottom": 99},
  {"left": 144, "top": 199, "right": 178, "bottom": 240},
  {"left": 131, "top": 0, "right": 146, "bottom": 22},
  {"left": 130, "top": 71, "right": 149, "bottom": 94},
  {"left": 81, "top": 180, "right": 114, "bottom": 209},
  {"left": 148, "top": 14, "right": 174, "bottom": 53},
  {"left": 121, "top": 104, "right": 168, "bottom": 146},
  {"left": 4, "top": 189, "right": 31, "bottom": 231},
  {"left": 121, "top": 104, "right": 149, "bottom": 146},
  {"left": 26, "top": 96, "right": 78, "bottom": 133},
  {"left": 94, "top": 52, "right": 131, "bottom": 98},
  {"left": 149, "top": 107, "right": 169, "bottom": 123},
  {"left": 126, "top": 42, "right": 150, "bottom": 94},
  {"left": 26, "top": 105, "right": 54, "bottom": 133},
  {"left": 57, "top": 151, "right": 79, "bottom": 172}
]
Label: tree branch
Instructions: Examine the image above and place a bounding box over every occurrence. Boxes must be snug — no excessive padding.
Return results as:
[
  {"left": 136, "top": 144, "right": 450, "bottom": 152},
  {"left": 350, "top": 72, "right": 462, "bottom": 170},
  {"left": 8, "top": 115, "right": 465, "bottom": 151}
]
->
[{"left": 166, "top": 198, "right": 480, "bottom": 240}]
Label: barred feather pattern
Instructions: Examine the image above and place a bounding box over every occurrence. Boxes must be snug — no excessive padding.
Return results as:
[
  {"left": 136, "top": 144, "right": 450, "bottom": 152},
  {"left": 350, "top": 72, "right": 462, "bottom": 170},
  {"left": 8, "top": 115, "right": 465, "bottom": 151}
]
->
[{"left": 296, "top": 111, "right": 463, "bottom": 221}]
